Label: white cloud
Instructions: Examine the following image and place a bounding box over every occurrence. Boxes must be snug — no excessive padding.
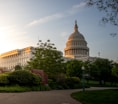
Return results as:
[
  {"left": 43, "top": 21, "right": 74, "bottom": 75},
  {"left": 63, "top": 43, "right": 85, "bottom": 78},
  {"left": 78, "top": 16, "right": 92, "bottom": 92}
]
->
[
  {"left": 26, "top": 1, "right": 87, "bottom": 28},
  {"left": 72, "top": 1, "right": 87, "bottom": 9},
  {"left": 27, "top": 13, "right": 64, "bottom": 27},
  {"left": 68, "top": 1, "right": 87, "bottom": 14}
]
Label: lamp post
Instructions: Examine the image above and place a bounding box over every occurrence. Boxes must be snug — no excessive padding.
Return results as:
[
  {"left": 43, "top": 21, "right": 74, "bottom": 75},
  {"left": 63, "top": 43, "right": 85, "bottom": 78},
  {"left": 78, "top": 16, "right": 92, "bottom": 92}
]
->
[{"left": 82, "top": 66, "right": 85, "bottom": 92}]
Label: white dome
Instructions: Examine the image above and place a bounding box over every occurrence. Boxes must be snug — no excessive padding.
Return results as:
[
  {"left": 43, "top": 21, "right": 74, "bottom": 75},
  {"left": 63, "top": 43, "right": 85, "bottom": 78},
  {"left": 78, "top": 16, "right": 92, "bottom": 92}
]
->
[
  {"left": 68, "top": 31, "right": 84, "bottom": 40},
  {"left": 64, "top": 21, "right": 89, "bottom": 59}
]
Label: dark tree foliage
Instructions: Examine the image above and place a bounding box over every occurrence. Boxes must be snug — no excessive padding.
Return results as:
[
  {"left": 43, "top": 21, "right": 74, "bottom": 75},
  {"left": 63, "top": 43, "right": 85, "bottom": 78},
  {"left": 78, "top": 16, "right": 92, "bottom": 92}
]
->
[
  {"left": 112, "top": 63, "right": 118, "bottom": 78},
  {"left": 90, "top": 58, "right": 112, "bottom": 85},
  {"left": 87, "top": 0, "right": 118, "bottom": 26},
  {"left": 111, "top": 63, "right": 118, "bottom": 85},
  {"left": 66, "top": 60, "right": 83, "bottom": 78},
  {"left": 87, "top": 0, "right": 118, "bottom": 36},
  {"left": 15, "top": 65, "right": 22, "bottom": 70}
]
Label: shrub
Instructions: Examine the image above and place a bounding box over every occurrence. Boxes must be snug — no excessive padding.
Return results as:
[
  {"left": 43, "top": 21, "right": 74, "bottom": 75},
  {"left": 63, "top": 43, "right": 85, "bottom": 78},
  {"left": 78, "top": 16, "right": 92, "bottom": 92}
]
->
[
  {"left": 48, "top": 79, "right": 58, "bottom": 89},
  {"left": 15, "top": 65, "right": 22, "bottom": 70},
  {"left": 65, "top": 77, "right": 80, "bottom": 89},
  {"left": 48, "top": 76, "right": 80, "bottom": 89},
  {"left": 8, "top": 70, "right": 41, "bottom": 86},
  {"left": 0, "top": 73, "right": 9, "bottom": 85}
]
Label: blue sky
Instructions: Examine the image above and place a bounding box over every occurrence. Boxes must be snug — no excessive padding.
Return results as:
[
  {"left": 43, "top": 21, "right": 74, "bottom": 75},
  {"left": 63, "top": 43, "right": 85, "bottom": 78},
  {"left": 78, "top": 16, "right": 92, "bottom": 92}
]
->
[{"left": 0, "top": 0, "right": 118, "bottom": 61}]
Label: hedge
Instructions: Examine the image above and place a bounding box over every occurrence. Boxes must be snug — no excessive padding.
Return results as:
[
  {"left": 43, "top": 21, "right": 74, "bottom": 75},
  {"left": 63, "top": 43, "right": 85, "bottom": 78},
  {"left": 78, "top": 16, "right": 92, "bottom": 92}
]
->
[{"left": 8, "top": 70, "right": 41, "bottom": 86}]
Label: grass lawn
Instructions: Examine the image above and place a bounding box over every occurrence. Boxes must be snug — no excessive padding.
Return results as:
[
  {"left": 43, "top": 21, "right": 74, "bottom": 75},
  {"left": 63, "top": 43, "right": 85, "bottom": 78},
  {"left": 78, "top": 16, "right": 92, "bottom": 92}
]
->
[
  {"left": 71, "top": 89, "right": 118, "bottom": 104},
  {"left": 0, "top": 86, "right": 31, "bottom": 92},
  {"left": 84, "top": 80, "right": 118, "bottom": 87},
  {"left": 0, "top": 85, "right": 50, "bottom": 92}
]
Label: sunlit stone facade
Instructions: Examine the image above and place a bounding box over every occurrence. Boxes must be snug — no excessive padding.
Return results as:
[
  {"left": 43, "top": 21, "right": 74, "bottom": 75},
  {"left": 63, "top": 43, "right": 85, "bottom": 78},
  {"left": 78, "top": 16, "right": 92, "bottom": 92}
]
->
[
  {"left": 0, "top": 46, "right": 34, "bottom": 71},
  {"left": 64, "top": 21, "right": 89, "bottom": 61}
]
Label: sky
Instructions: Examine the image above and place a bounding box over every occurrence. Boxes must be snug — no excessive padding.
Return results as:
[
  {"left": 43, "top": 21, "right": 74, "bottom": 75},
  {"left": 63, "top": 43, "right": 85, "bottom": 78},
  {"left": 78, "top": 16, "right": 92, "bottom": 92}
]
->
[{"left": 0, "top": 0, "right": 118, "bottom": 61}]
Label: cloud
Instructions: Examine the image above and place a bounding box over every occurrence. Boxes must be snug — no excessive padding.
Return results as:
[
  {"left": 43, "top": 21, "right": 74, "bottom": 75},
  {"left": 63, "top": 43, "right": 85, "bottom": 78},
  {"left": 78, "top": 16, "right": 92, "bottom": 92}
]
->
[
  {"left": 68, "top": 1, "right": 87, "bottom": 14},
  {"left": 27, "top": 1, "right": 87, "bottom": 27},
  {"left": 27, "top": 13, "right": 64, "bottom": 27},
  {"left": 72, "top": 1, "right": 87, "bottom": 9}
]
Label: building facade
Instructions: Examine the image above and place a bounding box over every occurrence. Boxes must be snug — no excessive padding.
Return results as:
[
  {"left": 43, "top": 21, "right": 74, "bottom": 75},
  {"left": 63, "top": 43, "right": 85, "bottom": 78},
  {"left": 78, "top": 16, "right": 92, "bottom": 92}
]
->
[
  {"left": 0, "top": 46, "right": 34, "bottom": 71},
  {"left": 64, "top": 21, "right": 89, "bottom": 61}
]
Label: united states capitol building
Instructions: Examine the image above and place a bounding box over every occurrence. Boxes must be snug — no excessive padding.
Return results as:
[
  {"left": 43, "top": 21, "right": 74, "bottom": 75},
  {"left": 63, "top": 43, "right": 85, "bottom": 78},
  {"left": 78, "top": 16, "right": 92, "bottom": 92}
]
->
[
  {"left": 0, "top": 21, "right": 96, "bottom": 71},
  {"left": 64, "top": 21, "right": 90, "bottom": 62}
]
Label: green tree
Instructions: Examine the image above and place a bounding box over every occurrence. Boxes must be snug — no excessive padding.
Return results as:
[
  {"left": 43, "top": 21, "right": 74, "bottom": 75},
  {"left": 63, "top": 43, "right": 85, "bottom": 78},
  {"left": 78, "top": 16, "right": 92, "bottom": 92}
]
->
[
  {"left": 83, "top": 61, "right": 92, "bottom": 83},
  {"left": 90, "top": 58, "right": 112, "bottom": 85},
  {"left": 15, "top": 65, "right": 22, "bottom": 70},
  {"left": 111, "top": 63, "right": 118, "bottom": 85},
  {"left": 27, "top": 40, "right": 64, "bottom": 78},
  {"left": 66, "top": 60, "right": 83, "bottom": 78},
  {"left": 112, "top": 63, "right": 118, "bottom": 78}
]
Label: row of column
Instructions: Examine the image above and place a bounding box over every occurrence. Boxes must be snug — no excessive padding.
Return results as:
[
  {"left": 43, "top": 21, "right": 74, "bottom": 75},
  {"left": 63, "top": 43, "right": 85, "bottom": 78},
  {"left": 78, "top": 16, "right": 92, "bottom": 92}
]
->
[
  {"left": 65, "top": 49, "right": 88, "bottom": 56},
  {"left": 0, "top": 52, "right": 32, "bottom": 70},
  {"left": 67, "top": 40, "right": 86, "bottom": 47}
]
